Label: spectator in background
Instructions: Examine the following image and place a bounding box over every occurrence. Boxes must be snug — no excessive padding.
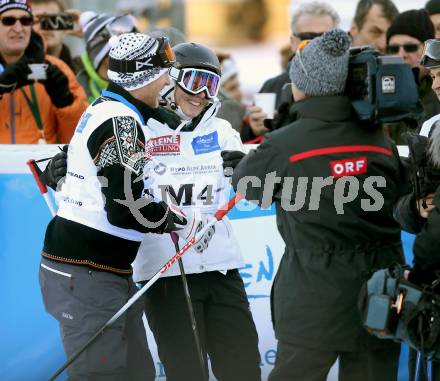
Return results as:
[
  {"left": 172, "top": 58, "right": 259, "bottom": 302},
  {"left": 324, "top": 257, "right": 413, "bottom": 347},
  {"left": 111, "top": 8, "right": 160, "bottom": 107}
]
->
[
  {"left": 260, "top": 1, "right": 339, "bottom": 105},
  {"left": 0, "top": 0, "right": 87, "bottom": 144},
  {"left": 350, "top": 0, "right": 399, "bottom": 53},
  {"left": 31, "top": 0, "right": 79, "bottom": 73},
  {"left": 244, "top": 1, "right": 339, "bottom": 143},
  {"left": 216, "top": 52, "right": 247, "bottom": 133},
  {"left": 218, "top": 54, "right": 243, "bottom": 104},
  {"left": 148, "top": 26, "right": 186, "bottom": 47},
  {"left": 76, "top": 11, "right": 137, "bottom": 103},
  {"left": 279, "top": 43, "right": 294, "bottom": 72},
  {"left": 386, "top": 9, "right": 440, "bottom": 137},
  {"left": 426, "top": 0, "right": 440, "bottom": 38}
]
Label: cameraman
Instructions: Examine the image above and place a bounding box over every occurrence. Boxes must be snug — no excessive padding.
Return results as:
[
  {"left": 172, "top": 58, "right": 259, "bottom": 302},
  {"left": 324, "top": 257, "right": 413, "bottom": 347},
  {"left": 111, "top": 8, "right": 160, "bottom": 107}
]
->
[
  {"left": 228, "top": 29, "right": 406, "bottom": 380},
  {"left": 394, "top": 38, "right": 440, "bottom": 242},
  {"left": 393, "top": 38, "right": 440, "bottom": 381}
]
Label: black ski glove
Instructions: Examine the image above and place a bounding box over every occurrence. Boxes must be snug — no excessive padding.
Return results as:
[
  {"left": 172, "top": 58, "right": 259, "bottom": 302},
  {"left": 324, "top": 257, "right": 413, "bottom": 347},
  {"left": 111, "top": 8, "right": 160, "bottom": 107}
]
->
[
  {"left": 221, "top": 150, "right": 246, "bottom": 177},
  {"left": 0, "top": 57, "right": 34, "bottom": 95},
  {"left": 40, "top": 145, "right": 68, "bottom": 190},
  {"left": 42, "top": 64, "right": 74, "bottom": 108}
]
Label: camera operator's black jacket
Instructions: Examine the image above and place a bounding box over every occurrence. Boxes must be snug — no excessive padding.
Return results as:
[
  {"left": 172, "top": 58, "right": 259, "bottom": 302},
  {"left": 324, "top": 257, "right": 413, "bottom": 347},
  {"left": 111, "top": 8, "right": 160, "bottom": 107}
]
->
[
  {"left": 411, "top": 188, "right": 440, "bottom": 284},
  {"left": 232, "top": 95, "right": 406, "bottom": 351},
  {"left": 394, "top": 187, "right": 440, "bottom": 285}
]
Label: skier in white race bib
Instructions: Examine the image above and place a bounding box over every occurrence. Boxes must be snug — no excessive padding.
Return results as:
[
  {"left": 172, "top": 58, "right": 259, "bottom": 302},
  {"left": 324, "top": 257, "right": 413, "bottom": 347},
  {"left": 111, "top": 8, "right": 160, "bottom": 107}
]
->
[{"left": 133, "top": 42, "right": 261, "bottom": 381}]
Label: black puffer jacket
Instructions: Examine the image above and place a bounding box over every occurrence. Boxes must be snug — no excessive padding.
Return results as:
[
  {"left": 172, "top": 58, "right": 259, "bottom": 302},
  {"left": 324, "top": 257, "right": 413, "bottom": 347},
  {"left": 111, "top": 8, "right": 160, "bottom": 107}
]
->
[{"left": 232, "top": 95, "right": 407, "bottom": 351}]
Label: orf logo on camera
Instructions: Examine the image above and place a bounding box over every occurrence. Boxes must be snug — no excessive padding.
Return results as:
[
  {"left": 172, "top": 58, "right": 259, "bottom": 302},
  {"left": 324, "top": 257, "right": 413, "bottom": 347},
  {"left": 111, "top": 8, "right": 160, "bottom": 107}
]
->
[{"left": 381, "top": 75, "right": 396, "bottom": 94}]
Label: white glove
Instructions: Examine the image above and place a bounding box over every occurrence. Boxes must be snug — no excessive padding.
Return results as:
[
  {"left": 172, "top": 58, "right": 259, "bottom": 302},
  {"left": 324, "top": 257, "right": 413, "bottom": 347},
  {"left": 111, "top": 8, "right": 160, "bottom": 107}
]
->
[
  {"left": 194, "top": 221, "right": 215, "bottom": 254},
  {"left": 168, "top": 206, "right": 215, "bottom": 253},
  {"left": 168, "top": 205, "right": 202, "bottom": 242}
]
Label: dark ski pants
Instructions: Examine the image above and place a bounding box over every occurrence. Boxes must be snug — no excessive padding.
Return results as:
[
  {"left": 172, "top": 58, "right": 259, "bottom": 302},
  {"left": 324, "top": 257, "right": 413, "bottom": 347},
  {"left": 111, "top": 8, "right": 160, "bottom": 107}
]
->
[
  {"left": 39, "top": 257, "right": 155, "bottom": 381},
  {"left": 268, "top": 340, "right": 401, "bottom": 381},
  {"left": 143, "top": 269, "right": 261, "bottom": 381}
]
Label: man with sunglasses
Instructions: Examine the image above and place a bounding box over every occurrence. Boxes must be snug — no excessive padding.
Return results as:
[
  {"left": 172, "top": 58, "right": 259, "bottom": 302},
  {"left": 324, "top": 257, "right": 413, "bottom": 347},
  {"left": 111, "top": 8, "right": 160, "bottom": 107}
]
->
[
  {"left": 385, "top": 9, "right": 440, "bottom": 142},
  {"left": 243, "top": 1, "right": 339, "bottom": 143},
  {"left": 0, "top": 0, "right": 88, "bottom": 144}
]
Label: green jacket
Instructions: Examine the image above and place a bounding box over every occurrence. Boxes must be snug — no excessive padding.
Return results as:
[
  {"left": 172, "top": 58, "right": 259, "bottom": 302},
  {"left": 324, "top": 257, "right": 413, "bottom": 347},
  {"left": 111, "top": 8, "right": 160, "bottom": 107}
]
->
[{"left": 76, "top": 52, "right": 108, "bottom": 104}]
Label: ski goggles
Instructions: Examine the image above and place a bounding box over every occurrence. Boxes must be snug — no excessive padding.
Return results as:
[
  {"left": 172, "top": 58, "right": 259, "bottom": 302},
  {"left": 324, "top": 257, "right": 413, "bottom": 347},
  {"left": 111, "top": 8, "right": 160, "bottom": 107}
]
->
[
  {"left": 420, "top": 39, "right": 440, "bottom": 66},
  {"left": 168, "top": 67, "right": 220, "bottom": 98},
  {"left": 108, "top": 37, "right": 175, "bottom": 73}
]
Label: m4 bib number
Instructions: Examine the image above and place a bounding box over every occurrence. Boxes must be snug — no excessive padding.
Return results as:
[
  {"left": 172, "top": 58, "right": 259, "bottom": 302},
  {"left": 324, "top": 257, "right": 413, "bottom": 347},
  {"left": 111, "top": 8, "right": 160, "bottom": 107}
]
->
[{"left": 154, "top": 184, "right": 215, "bottom": 206}]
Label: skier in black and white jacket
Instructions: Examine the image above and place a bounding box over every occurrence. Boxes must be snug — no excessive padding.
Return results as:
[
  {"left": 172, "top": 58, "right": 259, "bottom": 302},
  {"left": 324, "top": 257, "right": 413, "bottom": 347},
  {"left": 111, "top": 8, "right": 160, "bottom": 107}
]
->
[{"left": 39, "top": 33, "right": 201, "bottom": 381}]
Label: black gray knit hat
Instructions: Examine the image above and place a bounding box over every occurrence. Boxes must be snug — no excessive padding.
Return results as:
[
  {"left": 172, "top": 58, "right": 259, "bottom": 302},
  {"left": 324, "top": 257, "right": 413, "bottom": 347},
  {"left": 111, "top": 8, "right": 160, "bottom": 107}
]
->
[
  {"left": 289, "top": 29, "right": 351, "bottom": 97},
  {"left": 108, "top": 33, "right": 169, "bottom": 91},
  {"left": 80, "top": 12, "right": 117, "bottom": 70},
  {"left": 80, "top": 12, "right": 137, "bottom": 71}
]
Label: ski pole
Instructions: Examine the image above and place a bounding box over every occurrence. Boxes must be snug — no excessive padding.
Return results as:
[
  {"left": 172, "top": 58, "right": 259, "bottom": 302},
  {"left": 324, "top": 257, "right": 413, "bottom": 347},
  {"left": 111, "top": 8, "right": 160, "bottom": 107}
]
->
[
  {"left": 48, "top": 193, "right": 244, "bottom": 381},
  {"left": 170, "top": 231, "right": 207, "bottom": 379},
  {"left": 27, "top": 159, "right": 57, "bottom": 217}
]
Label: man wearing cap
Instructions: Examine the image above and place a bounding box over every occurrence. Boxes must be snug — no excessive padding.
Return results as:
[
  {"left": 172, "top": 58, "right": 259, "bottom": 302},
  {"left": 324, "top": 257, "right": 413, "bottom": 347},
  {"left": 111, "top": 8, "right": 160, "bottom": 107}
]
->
[
  {"left": 76, "top": 12, "right": 137, "bottom": 103},
  {"left": 426, "top": 0, "right": 440, "bottom": 38},
  {"left": 0, "top": 0, "right": 88, "bottom": 144},
  {"left": 386, "top": 9, "right": 440, "bottom": 125},
  {"left": 229, "top": 29, "right": 405, "bottom": 380},
  {"left": 38, "top": 32, "right": 200, "bottom": 380}
]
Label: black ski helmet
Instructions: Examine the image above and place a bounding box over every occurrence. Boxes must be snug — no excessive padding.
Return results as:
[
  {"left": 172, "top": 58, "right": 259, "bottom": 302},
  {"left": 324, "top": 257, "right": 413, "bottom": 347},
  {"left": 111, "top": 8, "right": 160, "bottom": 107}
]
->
[{"left": 173, "top": 42, "right": 221, "bottom": 75}]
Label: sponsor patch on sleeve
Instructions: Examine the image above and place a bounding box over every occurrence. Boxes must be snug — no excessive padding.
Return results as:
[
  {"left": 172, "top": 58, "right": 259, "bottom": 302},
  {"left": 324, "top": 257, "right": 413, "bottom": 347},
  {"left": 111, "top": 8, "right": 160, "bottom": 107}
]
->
[
  {"left": 75, "top": 112, "right": 92, "bottom": 134},
  {"left": 191, "top": 131, "right": 221, "bottom": 155},
  {"left": 330, "top": 157, "right": 367, "bottom": 178}
]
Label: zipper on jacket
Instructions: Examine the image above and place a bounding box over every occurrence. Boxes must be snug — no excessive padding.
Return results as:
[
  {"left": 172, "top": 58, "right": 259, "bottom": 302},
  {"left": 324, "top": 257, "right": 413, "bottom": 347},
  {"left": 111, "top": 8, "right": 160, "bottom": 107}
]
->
[{"left": 10, "top": 91, "right": 14, "bottom": 144}]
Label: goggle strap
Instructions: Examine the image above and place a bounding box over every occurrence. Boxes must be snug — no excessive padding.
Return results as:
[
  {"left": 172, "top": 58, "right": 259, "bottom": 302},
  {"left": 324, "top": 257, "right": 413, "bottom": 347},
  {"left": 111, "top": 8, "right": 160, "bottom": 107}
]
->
[
  {"left": 109, "top": 54, "right": 171, "bottom": 73},
  {"left": 169, "top": 67, "right": 183, "bottom": 82}
]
